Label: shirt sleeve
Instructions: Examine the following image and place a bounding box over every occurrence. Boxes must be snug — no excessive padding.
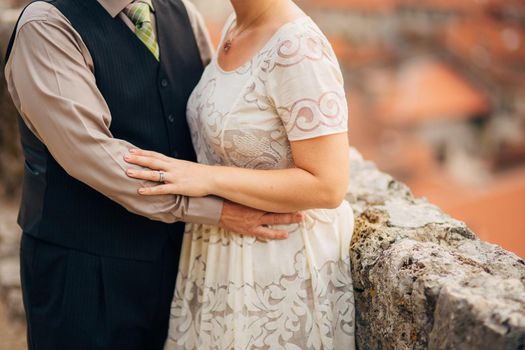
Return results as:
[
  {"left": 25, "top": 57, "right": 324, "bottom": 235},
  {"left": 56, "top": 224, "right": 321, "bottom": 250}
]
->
[
  {"left": 182, "top": 0, "right": 214, "bottom": 66},
  {"left": 265, "top": 25, "right": 348, "bottom": 141},
  {"left": 5, "top": 10, "right": 223, "bottom": 225}
]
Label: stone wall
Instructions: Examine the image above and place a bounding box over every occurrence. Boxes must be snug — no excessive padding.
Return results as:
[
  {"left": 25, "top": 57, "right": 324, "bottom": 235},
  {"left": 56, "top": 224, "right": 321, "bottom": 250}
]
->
[{"left": 347, "top": 149, "right": 525, "bottom": 349}]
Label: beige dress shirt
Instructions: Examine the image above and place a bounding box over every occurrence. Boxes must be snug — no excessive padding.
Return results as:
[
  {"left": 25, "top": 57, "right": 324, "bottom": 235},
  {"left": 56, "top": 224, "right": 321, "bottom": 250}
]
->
[{"left": 4, "top": 0, "right": 224, "bottom": 225}]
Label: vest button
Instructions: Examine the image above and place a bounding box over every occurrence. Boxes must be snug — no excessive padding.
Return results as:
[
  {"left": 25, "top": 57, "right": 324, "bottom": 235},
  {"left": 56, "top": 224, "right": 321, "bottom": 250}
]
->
[
  {"left": 161, "top": 79, "right": 169, "bottom": 88},
  {"left": 168, "top": 114, "right": 175, "bottom": 123}
]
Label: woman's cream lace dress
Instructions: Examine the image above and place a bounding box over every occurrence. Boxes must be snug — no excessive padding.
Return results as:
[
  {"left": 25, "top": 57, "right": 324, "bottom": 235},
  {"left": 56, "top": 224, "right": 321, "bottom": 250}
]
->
[{"left": 165, "top": 15, "right": 356, "bottom": 350}]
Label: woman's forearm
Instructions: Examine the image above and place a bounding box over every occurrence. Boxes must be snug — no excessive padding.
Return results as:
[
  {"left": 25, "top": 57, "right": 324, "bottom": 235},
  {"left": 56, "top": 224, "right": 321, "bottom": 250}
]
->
[
  {"left": 124, "top": 134, "right": 350, "bottom": 212},
  {"left": 210, "top": 166, "right": 346, "bottom": 213}
]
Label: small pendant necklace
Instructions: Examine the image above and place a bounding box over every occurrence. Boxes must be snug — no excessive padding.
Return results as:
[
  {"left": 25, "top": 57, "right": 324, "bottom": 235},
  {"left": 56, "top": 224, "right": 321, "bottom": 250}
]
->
[{"left": 223, "top": 1, "right": 278, "bottom": 53}]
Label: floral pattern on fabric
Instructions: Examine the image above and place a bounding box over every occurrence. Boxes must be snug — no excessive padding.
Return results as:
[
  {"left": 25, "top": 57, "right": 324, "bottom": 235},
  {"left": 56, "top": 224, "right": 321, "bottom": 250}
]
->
[{"left": 165, "top": 16, "right": 355, "bottom": 350}]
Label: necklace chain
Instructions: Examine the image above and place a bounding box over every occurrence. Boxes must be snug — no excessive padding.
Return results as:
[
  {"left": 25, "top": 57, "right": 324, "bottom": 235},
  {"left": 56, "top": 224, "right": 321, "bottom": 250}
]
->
[{"left": 223, "top": 1, "right": 278, "bottom": 53}]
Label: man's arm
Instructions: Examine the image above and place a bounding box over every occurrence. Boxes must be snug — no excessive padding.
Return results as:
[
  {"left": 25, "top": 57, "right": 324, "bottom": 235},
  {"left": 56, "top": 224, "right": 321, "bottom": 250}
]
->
[
  {"left": 5, "top": 8, "right": 221, "bottom": 225},
  {"left": 6, "top": 5, "right": 302, "bottom": 238}
]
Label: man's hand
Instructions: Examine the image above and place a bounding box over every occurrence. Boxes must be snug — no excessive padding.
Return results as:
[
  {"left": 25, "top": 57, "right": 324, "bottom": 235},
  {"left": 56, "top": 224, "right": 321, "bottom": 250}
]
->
[{"left": 219, "top": 201, "right": 303, "bottom": 240}]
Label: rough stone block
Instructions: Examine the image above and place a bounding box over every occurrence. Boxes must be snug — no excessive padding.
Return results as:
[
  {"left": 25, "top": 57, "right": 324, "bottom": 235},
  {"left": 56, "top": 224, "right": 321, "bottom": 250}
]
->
[
  {"left": 346, "top": 151, "right": 525, "bottom": 350},
  {"left": 430, "top": 276, "right": 525, "bottom": 350}
]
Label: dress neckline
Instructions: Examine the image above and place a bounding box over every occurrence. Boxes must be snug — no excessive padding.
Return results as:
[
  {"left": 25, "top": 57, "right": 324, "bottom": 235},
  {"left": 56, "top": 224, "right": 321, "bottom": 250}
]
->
[{"left": 213, "top": 15, "right": 311, "bottom": 75}]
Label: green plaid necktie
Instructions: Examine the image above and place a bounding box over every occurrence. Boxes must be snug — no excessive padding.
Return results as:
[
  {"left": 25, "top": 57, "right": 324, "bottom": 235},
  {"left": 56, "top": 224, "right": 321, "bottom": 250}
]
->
[{"left": 123, "top": 0, "right": 160, "bottom": 60}]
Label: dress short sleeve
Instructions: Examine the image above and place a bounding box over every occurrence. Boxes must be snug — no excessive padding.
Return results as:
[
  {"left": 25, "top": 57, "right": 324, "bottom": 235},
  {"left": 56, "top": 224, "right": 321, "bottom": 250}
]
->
[{"left": 265, "top": 20, "right": 348, "bottom": 141}]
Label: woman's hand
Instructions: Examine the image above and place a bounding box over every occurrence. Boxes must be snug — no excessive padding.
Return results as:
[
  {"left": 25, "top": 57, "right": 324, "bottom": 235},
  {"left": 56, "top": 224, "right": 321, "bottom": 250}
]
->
[{"left": 124, "top": 149, "right": 214, "bottom": 197}]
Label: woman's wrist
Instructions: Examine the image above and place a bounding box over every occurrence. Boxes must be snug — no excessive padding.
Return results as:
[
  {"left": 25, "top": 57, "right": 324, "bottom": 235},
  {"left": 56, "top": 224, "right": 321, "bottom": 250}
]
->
[{"left": 206, "top": 165, "right": 227, "bottom": 198}]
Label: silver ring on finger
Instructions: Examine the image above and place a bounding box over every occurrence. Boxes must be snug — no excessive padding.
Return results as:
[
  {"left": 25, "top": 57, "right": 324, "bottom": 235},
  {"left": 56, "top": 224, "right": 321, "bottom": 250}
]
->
[{"left": 158, "top": 171, "right": 165, "bottom": 183}]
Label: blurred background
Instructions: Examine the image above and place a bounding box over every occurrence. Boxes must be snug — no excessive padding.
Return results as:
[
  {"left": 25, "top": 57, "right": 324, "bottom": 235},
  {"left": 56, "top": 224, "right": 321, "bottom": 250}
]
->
[{"left": 0, "top": 0, "right": 524, "bottom": 348}]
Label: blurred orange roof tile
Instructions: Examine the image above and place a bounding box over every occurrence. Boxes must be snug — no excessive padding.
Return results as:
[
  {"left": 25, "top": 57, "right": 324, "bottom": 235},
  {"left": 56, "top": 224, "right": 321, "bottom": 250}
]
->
[
  {"left": 375, "top": 60, "right": 490, "bottom": 125},
  {"left": 443, "top": 17, "right": 525, "bottom": 86},
  {"left": 444, "top": 17, "right": 525, "bottom": 63}
]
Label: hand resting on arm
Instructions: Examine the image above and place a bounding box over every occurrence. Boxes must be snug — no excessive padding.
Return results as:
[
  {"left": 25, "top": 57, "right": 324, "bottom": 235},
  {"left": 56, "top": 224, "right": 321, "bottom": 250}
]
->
[{"left": 124, "top": 132, "right": 350, "bottom": 214}]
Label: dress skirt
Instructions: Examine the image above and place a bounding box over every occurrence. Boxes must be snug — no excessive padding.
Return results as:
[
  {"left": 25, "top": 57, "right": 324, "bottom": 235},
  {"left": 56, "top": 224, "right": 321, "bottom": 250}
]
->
[{"left": 164, "top": 200, "right": 356, "bottom": 350}]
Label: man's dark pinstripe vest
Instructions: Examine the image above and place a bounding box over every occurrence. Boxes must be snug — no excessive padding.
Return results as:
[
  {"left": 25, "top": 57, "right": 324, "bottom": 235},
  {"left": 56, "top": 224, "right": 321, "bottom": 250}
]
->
[{"left": 5, "top": 0, "right": 203, "bottom": 261}]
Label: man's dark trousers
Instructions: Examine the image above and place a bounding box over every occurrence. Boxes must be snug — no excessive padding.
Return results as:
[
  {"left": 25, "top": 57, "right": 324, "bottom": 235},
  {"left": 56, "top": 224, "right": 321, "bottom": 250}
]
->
[{"left": 20, "top": 234, "right": 179, "bottom": 350}]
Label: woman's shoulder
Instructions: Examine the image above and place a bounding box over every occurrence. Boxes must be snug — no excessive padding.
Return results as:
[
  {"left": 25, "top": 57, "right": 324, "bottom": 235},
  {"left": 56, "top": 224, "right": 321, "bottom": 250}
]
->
[
  {"left": 264, "top": 17, "right": 339, "bottom": 69},
  {"left": 274, "top": 16, "right": 326, "bottom": 42}
]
